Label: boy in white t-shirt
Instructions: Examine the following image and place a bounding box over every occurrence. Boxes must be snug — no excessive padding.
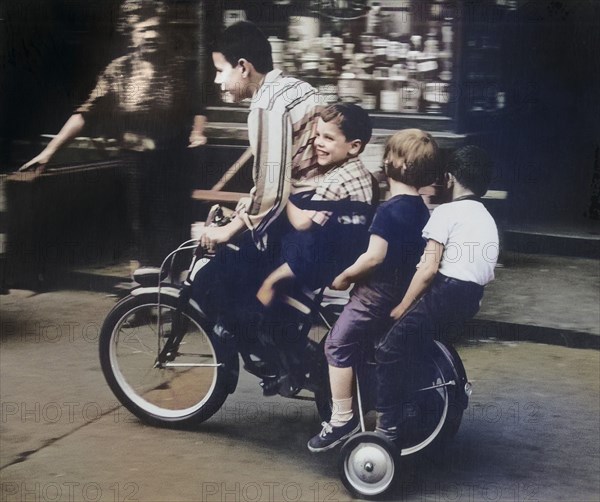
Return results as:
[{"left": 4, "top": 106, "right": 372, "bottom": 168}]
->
[{"left": 375, "top": 145, "right": 499, "bottom": 441}]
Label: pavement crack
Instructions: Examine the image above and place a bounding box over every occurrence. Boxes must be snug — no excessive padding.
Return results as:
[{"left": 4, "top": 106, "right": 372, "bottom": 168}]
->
[{"left": 0, "top": 403, "right": 122, "bottom": 471}]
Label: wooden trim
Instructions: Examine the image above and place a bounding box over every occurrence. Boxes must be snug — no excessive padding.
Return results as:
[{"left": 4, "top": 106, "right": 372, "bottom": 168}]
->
[{"left": 191, "top": 190, "right": 246, "bottom": 203}]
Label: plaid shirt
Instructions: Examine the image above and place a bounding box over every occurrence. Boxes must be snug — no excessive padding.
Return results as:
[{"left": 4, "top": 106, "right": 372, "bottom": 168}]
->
[
  {"left": 309, "top": 157, "right": 374, "bottom": 226},
  {"left": 238, "top": 70, "right": 324, "bottom": 250}
]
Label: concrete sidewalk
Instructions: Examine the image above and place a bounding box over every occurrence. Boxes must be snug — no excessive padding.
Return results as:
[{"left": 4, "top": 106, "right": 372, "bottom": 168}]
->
[
  {"left": 6, "top": 251, "right": 600, "bottom": 349},
  {"left": 471, "top": 252, "right": 599, "bottom": 348}
]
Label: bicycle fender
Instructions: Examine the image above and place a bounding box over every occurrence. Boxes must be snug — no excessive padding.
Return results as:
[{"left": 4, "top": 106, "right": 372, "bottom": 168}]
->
[
  {"left": 131, "top": 286, "right": 180, "bottom": 298},
  {"left": 433, "top": 341, "right": 470, "bottom": 409}
]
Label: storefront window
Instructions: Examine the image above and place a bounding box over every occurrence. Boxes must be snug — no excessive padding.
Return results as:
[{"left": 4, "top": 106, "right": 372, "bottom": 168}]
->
[{"left": 211, "top": 0, "right": 459, "bottom": 116}]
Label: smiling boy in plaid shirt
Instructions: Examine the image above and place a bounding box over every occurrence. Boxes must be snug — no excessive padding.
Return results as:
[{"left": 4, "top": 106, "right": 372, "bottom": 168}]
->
[{"left": 257, "top": 103, "right": 376, "bottom": 305}]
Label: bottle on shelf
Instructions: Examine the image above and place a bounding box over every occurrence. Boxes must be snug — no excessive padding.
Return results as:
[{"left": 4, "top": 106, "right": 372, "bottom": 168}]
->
[
  {"left": 338, "top": 64, "right": 364, "bottom": 104},
  {"left": 399, "top": 67, "right": 421, "bottom": 113}
]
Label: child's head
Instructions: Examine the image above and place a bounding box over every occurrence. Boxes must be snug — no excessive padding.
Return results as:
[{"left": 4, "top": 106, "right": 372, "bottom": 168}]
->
[
  {"left": 212, "top": 21, "right": 273, "bottom": 103},
  {"left": 383, "top": 129, "right": 440, "bottom": 188},
  {"left": 446, "top": 145, "right": 493, "bottom": 197},
  {"left": 315, "top": 104, "right": 372, "bottom": 167}
]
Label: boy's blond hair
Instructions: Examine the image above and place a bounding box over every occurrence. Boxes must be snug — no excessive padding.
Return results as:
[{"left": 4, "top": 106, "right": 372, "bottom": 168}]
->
[{"left": 384, "top": 129, "right": 440, "bottom": 188}]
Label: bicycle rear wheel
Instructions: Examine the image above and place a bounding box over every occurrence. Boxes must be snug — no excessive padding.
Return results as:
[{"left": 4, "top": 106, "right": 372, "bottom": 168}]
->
[
  {"left": 99, "top": 292, "right": 234, "bottom": 428},
  {"left": 397, "top": 342, "right": 463, "bottom": 456}
]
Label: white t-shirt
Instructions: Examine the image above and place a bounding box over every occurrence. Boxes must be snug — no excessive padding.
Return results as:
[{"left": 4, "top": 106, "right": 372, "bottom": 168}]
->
[{"left": 422, "top": 200, "right": 499, "bottom": 286}]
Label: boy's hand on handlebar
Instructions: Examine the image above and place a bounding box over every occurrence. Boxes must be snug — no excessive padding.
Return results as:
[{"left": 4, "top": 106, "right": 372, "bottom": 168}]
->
[{"left": 199, "top": 226, "right": 231, "bottom": 252}]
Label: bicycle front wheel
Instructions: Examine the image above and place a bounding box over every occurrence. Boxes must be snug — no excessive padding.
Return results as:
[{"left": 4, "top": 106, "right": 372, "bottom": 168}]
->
[{"left": 99, "top": 293, "right": 233, "bottom": 428}]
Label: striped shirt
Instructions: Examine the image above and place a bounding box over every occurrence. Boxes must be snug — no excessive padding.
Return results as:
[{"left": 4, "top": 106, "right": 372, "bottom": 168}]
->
[
  {"left": 310, "top": 158, "right": 374, "bottom": 226},
  {"left": 238, "top": 70, "right": 323, "bottom": 249}
]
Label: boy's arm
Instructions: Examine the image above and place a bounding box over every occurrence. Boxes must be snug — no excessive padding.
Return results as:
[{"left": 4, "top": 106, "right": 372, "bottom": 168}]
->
[
  {"left": 286, "top": 201, "right": 315, "bottom": 231},
  {"left": 331, "top": 235, "right": 388, "bottom": 290},
  {"left": 390, "top": 239, "right": 444, "bottom": 320},
  {"left": 257, "top": 263, "right": 295, "bottom": 307},
  {"left": 199, "top": 217, "right": 246, "bottom": 251}
]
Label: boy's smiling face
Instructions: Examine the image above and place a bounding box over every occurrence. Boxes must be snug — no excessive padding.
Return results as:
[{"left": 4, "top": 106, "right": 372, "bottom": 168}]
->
[
  {"left": 314, "top": 118, "right": 362, "bottom": 167},
  {"left": 212, "top": 52, "right": 247, "bottom": 103}
]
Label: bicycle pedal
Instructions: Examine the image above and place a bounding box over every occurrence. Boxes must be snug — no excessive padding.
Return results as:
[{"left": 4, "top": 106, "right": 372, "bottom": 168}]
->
[
  {"left": 277, "top": 374, "right": 302, "bottom": 398},
  {"left": 260, "top": 377, "right": 280, "bottom": 397}
]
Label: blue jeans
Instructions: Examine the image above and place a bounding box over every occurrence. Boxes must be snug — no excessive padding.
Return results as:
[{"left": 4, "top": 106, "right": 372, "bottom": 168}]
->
[{"left": 374, "top": 274, "right": 484, "bottom": 434}]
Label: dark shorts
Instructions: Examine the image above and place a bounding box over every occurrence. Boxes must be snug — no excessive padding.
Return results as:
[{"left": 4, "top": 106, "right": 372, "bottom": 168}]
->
[
  {"left": 325, "top": 281, "right": 406, "bottom": 368},
  {"left": 375, "top": 273, "right": 484, "bottom": 414}
]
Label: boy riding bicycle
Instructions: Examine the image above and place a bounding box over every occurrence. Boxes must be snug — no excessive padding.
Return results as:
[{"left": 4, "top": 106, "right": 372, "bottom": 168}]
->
[
  {"left": 192, "top": 21, "right": 324, "bottom": 334},
  {"left": 255, "top": 103, "right": 377, "bottom": 393},
  {"left": 256, "top": 103, "right": 376, "bottom": 305},
  {"left": 305, "top": 129, "right": 440, "bottom": 452},
  {"left": 375, "top": 145, "right": 499, "bottom": 443}
]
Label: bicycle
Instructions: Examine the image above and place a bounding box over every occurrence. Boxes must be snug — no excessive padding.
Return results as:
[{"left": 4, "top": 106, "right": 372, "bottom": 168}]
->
[{"left": 98, "top": 206, "right": 472, "bottom": 498}]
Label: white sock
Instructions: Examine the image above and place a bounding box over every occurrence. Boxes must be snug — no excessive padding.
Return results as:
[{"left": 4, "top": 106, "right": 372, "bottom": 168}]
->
[{"left": 330, "top": 397, "right": 353, "bottom": 427}]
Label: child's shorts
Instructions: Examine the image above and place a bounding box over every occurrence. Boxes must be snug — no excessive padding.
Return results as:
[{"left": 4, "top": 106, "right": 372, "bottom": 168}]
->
[{"left": 325, "top": 281, "right": 405, "bottom": 368}]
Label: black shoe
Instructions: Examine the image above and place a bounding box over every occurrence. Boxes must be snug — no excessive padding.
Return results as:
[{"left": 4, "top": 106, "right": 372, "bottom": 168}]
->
[
  {"left": 260, "top": 373, "right": 301, "bottom": 398},
  {"left": 307, "top": 417, "right": 360, "bottom": 453},
  {"left": 259, "top": 376, "right": 280, "bottom": 397}
]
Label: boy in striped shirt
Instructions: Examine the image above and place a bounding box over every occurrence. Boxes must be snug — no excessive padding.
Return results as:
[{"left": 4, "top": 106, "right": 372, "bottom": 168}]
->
[{"left": 192, "top": 21, "right": 325, "bottom": 336}]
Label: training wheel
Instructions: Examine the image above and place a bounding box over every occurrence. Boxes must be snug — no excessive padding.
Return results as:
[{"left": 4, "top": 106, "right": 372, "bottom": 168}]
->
[{"left": 338, "top": 432, "right": 399, "bottom": 499}]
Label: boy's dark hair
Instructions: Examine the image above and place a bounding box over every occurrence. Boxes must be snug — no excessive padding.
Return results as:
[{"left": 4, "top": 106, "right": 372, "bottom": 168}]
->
[
  {"left": 447, "top": 145, "right": 493, "bottom": 197},
  {"left": 384, "top": 129, "right": 440, "bottom": 188},
  {"left": 320, "top": 103, "right": 372, "bottom": 154},
  {"left": 215, "top": 21, "right": 273, "bottom": 74}
]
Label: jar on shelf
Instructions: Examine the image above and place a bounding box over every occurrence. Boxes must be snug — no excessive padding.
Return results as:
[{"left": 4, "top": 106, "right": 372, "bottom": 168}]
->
[
  {"left": 423, "top": 82, "right": 449, "bottom": 115},
  {"left": 317, "top": 84, "right": 339, "bottom": 106},
  {"left": 373, "top": 39, "right": 388, "bottom": 67},
  {"left": 289, "top": 13, "right": 320, "bottom": 43},
  {"left": 319, "top": 57, "right": 337, "bottom": 78},
  {"left": 360, "top": 34, "right": 375, "bottom": 55},
  {"left": 300, "top": 53, "right": 320, "bottom": 78},
  {"left": 344, "top": 43, "right": 355, "bottom": 64},
  {"left": 417, "top": 57, "right": 439, "bottom": 82},
  {"left": 379, "top": 77, "right": 405, "bottom": 112},
  {"left": 386, "top": 41, "right": 402, "bottom": 64},
  {"left": 268, "top": 37, "right": 285, "bottom": 71},
  {"left": 361, "top": 92, "right": 377, "bottom": 110},
  {"left": 424, "top": 29, "right": 440, "bottom": 57},
  {"left": 332, "top": 37, "right": 345, "bottom": 72},
  {"left": 366, "top": 1, "right": 384, "bottom": 36},
  {"left": 438, "top": 51, "right": 453, "bottom": 82},
  {"left": 338, "top": 67, "right": 364, "bottom": 104},
  {"left": 399, "top": 70, "right": 421, "bottom": 113}
]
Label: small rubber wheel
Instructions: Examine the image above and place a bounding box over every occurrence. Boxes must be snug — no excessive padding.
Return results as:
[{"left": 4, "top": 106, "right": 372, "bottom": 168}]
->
[{"left": 339, "top": 432, "right": 399, "bottom": 499}]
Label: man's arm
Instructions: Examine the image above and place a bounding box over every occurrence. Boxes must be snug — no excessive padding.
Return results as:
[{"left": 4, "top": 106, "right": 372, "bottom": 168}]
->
[
  {"left": 19, "top": 114, "right": 86, "bottom": 171},
  {"left": 390, "top": 239, "right": 444, "bottom": 320},
  {"left": 188, "top": 114, "right": 207, "bottom": 148},
  {"left": 20, "top": 57, "right": 119, "bottom": 172},
  {"left": 331, "top": 235, "right": 388, "bottom": 290}
]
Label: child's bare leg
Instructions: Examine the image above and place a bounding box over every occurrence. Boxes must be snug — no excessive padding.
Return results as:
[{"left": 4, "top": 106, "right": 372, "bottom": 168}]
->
[
  {"left": 329, "top": 365, "right": 354, "bottom": 426},
  {"left": 256, "top": 263, "right": 295, "bottom": 307}
]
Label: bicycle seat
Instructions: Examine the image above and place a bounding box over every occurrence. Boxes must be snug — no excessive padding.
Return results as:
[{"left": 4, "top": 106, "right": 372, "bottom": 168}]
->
[{"left": 132, "top": 267, "right": 168, "bottom": 287}]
